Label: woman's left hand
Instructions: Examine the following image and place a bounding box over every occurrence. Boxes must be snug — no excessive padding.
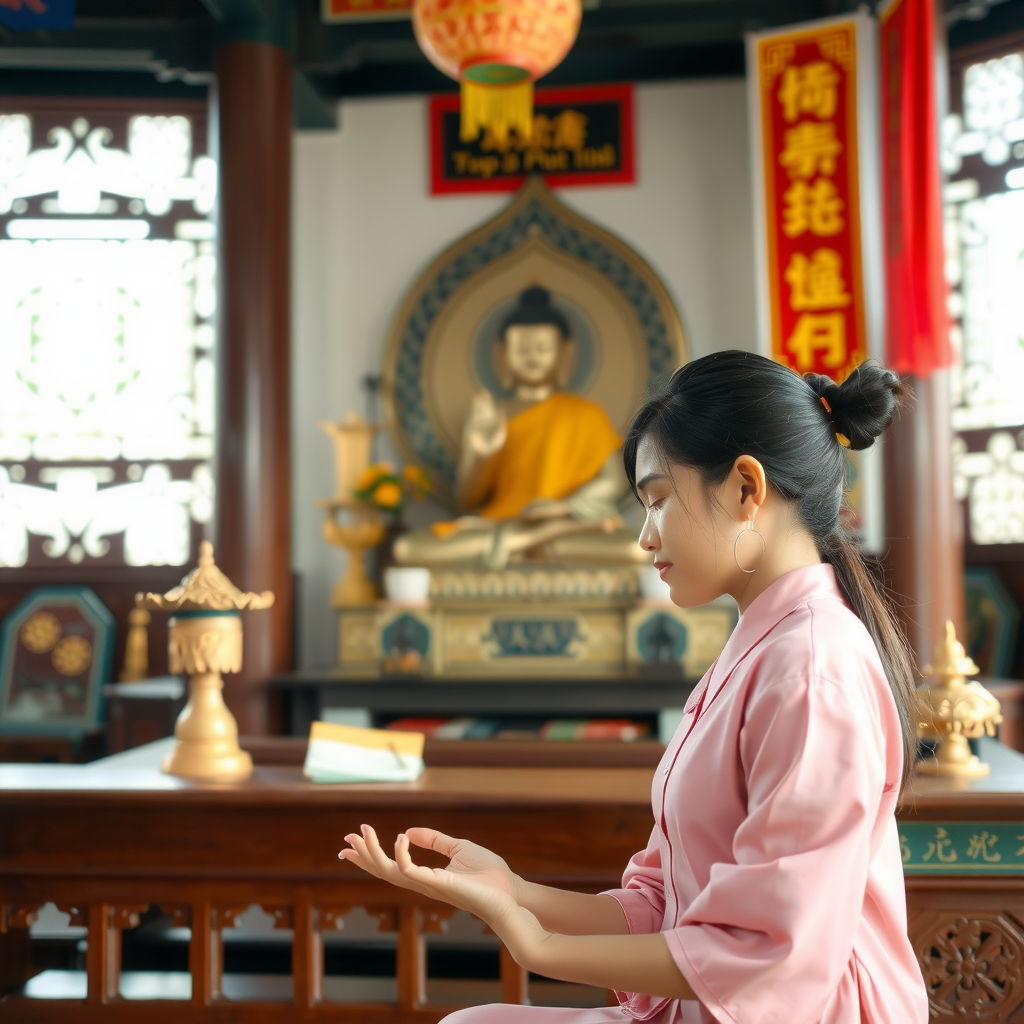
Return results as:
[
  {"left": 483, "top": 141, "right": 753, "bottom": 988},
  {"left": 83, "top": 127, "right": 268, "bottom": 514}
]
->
[{"left": 341, "top": 825, "right": 549, "bottom": 967}]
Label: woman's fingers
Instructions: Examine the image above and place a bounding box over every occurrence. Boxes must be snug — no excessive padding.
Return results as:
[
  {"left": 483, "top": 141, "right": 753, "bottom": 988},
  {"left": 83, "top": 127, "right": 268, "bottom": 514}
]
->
[
  {"left": 360, "top": 824, "right": 404, "bottom": 878},
  {"left": 405, "top": 827, "right": 460, "bottom": 859}
]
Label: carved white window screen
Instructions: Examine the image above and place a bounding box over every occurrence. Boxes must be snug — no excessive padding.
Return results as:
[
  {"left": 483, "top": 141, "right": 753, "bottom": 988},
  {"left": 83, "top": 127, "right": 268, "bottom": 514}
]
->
[
  {"left": 944, "top": 46, "right": 1024, "bottom": 548},
  {"left": 0, "top": 106, "right": 216, "bottom": 568}
]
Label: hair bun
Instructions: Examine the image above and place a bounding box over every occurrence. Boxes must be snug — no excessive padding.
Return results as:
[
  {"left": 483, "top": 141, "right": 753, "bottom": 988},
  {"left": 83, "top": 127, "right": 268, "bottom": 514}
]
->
[{"left": 805, "top": 363, "right": 907, "bottom": 451}]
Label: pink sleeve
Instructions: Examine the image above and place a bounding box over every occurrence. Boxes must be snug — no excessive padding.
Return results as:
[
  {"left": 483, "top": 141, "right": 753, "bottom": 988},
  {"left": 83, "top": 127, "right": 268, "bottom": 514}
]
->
[
  {"left": 665, "top": 670, "right": 885, "bottom": 1024},
  {"left": 601, "top": 825, "right": 666, "bottom": 934}
]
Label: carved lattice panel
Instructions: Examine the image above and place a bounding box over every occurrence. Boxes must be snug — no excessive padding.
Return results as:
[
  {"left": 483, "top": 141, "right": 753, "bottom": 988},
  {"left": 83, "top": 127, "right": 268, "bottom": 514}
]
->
[{"left": 914, "top": 912, "right": 1024, "bottom": 1020}]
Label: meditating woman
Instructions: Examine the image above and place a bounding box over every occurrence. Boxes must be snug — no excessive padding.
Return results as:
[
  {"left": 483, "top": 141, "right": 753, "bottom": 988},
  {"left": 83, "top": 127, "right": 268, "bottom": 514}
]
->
[{"left": 340, "top": 351, "right": 930, "bottom": 1024}]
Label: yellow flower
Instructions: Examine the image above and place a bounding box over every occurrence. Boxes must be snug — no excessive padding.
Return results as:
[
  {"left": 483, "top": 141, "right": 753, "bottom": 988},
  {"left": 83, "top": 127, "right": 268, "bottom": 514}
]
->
[
  {"left": 402, "top": 464, "right": 430, "bottom": 492},
  {"left": 356, "top": 467, "right": 380, "bottom": 491},
  {"left": 373, "top": 481, "right": 402, "bottom": 509}
]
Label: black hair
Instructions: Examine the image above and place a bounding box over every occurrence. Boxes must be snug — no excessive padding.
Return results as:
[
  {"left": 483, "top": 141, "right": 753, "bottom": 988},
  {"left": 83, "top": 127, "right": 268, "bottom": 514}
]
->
[
  {"left": 500, "top": 285, "right": 570, "bottom": 340},
  {"left": 624, "top": 350, "right": 917, "bottom": 792}
]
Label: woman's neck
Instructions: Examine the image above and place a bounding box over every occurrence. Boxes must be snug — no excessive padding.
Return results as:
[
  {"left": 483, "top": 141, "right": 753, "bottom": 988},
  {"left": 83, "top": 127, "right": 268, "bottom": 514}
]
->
[{"left": 731, "top": 529, "right": 822, "bottom": 615}]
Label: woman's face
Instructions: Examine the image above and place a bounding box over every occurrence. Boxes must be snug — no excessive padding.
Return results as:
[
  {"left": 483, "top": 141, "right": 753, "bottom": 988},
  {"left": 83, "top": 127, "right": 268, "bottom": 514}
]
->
[{"left": 634, "top": 436, "right": 735, "bottom": 609}]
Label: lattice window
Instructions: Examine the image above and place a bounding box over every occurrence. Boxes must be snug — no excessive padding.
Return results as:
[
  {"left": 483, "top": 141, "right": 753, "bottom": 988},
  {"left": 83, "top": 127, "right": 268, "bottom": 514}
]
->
[
  {"left": 944, "top": 43, "right": 1024, "bottom": 551},
  {"left": 0, "top": 101, "right": 216, "bottom": 568}
]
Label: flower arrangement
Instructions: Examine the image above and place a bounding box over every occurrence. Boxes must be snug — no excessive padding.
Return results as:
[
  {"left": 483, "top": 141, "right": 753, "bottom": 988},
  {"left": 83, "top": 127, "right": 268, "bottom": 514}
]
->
[{"left": 353, "top": 463, "right": 430, "bottom": 514}]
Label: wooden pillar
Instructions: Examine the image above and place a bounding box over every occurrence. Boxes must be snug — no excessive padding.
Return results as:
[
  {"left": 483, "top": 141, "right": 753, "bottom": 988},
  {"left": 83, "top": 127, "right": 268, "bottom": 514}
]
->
[
  {"left": 884, "top": 370, "right": 964, "bottom": 672},
  {"left": 214, "top": 40, "right": 293, "bottom": 734}
]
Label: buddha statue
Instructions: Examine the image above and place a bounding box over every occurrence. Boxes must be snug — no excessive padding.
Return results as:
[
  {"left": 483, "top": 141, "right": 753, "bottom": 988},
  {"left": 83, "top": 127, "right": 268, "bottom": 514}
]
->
[{"left": 394, "top": 286, "right": 648, "bottom": 571}]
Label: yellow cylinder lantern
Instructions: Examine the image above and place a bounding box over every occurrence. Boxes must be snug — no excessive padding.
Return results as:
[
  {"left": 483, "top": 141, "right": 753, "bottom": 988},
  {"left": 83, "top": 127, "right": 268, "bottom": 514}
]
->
[{"left": 413, "top": 0, "right": 582, "bottom": 144}]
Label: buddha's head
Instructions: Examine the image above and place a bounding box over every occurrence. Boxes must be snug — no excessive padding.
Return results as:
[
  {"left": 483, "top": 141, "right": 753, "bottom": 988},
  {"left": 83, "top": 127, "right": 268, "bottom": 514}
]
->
[{"left": 495, "top": 286, "right": 573, "bottom": 390}]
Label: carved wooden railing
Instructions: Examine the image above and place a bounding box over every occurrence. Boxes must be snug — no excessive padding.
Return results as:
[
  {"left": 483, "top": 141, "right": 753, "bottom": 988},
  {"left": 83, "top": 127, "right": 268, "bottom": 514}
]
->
[{"left": 0, "top": 884, "right": 540, "bottom": 1021}]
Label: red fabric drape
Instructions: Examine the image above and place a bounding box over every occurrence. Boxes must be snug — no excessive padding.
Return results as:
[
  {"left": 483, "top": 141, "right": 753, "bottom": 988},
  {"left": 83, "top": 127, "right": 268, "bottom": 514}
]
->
[{"left": 880, "top": 0, "right": 950, "bottom": 377}]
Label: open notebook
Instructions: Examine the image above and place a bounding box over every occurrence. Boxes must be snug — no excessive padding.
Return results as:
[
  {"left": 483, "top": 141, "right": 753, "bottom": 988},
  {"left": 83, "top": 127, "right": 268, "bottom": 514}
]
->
[{"left": 303, "top": 721, "right": 425, "bottom": 783}]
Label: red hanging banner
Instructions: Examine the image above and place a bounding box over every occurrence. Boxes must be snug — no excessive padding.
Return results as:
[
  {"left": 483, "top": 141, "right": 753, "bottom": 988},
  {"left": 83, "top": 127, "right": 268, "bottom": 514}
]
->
[
  {"left": 747, "top": 15, "right": 877, "bottom": 382},
  {"left": 879, "top": 0, "right": 950, "bottom": 378}
]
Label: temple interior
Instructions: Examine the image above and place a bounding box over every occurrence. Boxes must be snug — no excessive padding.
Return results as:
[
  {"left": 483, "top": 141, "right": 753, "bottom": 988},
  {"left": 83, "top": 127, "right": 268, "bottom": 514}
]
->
[{"left": 2, "top": 0, "right": 1024, "bottom": 1020}]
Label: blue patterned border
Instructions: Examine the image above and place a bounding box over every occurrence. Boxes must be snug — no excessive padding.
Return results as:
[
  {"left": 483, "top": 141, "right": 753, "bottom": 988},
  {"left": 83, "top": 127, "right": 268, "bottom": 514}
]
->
[{"left": 392, "top": 194, "right": 679, "bottom": 488}]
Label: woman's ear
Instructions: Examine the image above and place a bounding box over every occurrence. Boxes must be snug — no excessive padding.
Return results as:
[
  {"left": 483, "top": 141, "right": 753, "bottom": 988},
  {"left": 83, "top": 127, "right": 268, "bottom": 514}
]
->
[
  {"left": 730, "top": 455, "right": 767, "bottom": 521},
  {"left": 492, "top": 341, "right": 513, "bottom": 391},
  {"left": 555, "top": 339, "right": 576, "bottom": 389}
]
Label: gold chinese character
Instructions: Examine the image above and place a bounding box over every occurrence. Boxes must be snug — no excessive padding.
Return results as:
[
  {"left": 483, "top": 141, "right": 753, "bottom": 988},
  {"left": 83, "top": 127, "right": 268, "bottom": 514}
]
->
[
  {"left": 783, "top": 179, "right": 845, "bottom": 238},
  {"left": 899, "top": 833, "right": 911, "bottom": 864},
  {"left": 778, "top": 61, "right": 840, "bottom": 123},
  {"left": 552, "top": 110, "right": 588, "bottom": 152},
  {"left": 785, "top": 312, "right": 846, "bottom": 372},
  {"left": 966, "top": 831, "right": 1002, "bottom": 862},
  {"left": 922, "top": 827, "right": 958, "bottom": 863},
  {"left": 528, "top": 114, "right": 554, "bottom": 150},
  {"left": 479, "top": 125, "right": 515, "bottom": 153},
  {"left": 784, "top": 249, "right": 851, "bottom": 311},
  {"left": 779, "top": 121, "right": 842, "bottom": 180}
]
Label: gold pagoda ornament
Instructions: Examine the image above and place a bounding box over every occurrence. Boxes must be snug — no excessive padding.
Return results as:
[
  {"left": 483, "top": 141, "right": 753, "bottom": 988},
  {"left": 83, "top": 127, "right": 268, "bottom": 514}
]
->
[
  {"left": 137, "top": 541, "right": 274, "bottom": 782},
  {"left": 916, "top": 620, "right": 1003, "bottom": 778}
]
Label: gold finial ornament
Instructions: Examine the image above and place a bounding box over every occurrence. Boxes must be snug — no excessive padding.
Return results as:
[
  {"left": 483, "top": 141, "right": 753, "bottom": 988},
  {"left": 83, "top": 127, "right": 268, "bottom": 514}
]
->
[
  {"left": 137, "top": 541, "right": 275, "bottom": 782},
  {"left": 119, "top": 608, "right": 151, "bottom": 682},
  {"left": 916, "top": 620, "right": 1003, "bottom": 778}
]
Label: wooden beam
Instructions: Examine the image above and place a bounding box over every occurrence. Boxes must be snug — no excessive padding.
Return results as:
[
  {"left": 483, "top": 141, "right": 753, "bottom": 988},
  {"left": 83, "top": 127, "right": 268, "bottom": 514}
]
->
[
  {"left": 214, "top": 39, "right": 294, "bottom": 734},
  {"left": 883, "top": 371, "right": 965, "bottom": 672}
]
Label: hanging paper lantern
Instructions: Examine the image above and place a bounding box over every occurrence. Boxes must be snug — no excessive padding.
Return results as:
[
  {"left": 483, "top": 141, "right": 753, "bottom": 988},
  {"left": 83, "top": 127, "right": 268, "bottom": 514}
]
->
[{"left": 414, "top": 0, "right": 582, "bottom": 144}]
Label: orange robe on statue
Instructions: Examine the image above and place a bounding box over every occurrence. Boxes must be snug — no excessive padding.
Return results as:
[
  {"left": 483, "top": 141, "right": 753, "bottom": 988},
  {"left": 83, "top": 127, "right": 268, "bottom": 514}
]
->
[{"left": 477, "top": 391, "right": 622, "bottom": 520}]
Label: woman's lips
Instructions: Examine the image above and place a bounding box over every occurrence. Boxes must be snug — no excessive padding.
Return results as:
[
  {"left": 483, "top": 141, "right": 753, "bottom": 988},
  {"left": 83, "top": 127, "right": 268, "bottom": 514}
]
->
[{"left": 654, "top": 561, "right": 672, "bottom": 579}]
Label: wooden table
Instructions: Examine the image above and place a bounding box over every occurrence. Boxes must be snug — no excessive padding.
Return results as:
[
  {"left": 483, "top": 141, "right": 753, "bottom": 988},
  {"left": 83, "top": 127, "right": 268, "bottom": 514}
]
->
[
  {"left": 0, "top": 739, "right": 654, "bottom": 1022},
  {"left": 3, "top": 737, "right": 1024, "bottom": 1022}
]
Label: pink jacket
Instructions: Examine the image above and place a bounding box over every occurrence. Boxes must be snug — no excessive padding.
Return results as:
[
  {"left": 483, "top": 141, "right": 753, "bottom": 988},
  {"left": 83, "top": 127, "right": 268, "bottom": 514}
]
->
[{"left": 604, "top": 563, "right": 928, "bottom": 1024}]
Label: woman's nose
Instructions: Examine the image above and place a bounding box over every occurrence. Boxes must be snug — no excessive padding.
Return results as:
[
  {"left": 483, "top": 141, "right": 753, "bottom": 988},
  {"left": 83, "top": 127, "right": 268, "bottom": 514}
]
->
[{"left": 638, "top": 516, "right": 658, "bottom": 551}]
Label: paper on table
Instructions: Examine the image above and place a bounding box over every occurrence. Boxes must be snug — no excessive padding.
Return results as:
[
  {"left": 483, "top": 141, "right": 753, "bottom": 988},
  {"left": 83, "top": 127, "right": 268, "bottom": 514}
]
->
[{"left": 303, "top": 721, "right": 425, "bottom": 783}]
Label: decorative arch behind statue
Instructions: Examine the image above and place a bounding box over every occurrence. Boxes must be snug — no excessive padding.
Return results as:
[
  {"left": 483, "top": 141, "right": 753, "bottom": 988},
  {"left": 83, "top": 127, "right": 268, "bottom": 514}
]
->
[{"left": 382, "top": 178, "right": 687, "bottom": 511}]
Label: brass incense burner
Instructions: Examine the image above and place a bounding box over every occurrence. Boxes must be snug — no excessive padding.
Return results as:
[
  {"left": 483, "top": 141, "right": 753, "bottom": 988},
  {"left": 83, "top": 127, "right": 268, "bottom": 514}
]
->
[
  {"left": 916, "top": 620, "right": 1002, "bottom": 778},
  {"left": 137, "top": 541, "right": 274, "bottom": 782}
]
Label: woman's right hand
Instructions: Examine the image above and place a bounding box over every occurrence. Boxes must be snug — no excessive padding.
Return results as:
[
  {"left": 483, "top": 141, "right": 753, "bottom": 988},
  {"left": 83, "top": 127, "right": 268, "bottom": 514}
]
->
[
  {"left": 340, "top": 825, "right": 524, "bottom": 903},
  {"left": 406, "top": 827, "right": 523, "bottom": 898}
]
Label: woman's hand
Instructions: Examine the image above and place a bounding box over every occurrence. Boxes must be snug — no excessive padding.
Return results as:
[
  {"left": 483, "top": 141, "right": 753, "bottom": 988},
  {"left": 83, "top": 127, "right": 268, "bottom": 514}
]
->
[
  {"left": 339, "top": 825, "right": 523, "bottom": 903},
  {"left": 339, "top": 825, "right": 549, "bottom": 966}
]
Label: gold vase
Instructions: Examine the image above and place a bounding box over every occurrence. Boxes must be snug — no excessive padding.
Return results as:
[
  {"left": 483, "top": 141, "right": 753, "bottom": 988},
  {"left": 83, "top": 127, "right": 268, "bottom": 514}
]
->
[{"left": 320, "top": 499, "right": 387, "bottom": 607}]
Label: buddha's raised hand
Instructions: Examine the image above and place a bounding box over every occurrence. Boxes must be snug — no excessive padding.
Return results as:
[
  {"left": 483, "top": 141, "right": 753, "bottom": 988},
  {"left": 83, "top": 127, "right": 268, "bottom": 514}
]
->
[{"left": 463, "top": 389, "right": 507, "bottom": 459}]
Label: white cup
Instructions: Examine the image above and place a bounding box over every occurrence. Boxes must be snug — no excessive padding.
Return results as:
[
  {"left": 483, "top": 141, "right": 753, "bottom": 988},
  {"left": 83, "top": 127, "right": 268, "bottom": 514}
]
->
[{"left": 384, "top": 567, "right": 432, "bottom": 604}]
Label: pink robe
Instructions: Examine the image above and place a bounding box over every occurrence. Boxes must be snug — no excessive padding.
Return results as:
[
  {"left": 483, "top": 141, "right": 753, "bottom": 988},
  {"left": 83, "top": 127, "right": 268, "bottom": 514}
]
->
[{"left": 445, "top": 564, "right": 929, "bottom": 1024}]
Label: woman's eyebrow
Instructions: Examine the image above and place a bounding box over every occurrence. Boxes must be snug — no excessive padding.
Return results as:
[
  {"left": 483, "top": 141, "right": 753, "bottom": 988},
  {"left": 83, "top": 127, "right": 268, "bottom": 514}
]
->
[{"left": 635, "top": 473, "right": 668, "bottom": 491}]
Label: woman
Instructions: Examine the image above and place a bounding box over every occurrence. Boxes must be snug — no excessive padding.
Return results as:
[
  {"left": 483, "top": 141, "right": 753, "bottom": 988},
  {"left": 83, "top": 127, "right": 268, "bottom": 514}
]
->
[{"left": 340, "top": 351, "right": 930, "bottom": 1024}]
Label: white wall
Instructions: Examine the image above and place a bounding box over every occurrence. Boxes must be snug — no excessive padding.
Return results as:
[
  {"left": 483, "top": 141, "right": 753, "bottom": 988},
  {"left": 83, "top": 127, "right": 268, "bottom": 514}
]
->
[{"left": 291, "top": 79, "right": 756, "bottom": 669}]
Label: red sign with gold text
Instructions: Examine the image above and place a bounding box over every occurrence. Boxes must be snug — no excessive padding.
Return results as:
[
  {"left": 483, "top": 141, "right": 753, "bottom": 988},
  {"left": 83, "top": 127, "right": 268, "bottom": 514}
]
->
[
  {"left": 753, "top": 22, "right": 866, "bottom": 382},
  {"left": 322, "top": 0, "right": 411, "bottom": 20}
]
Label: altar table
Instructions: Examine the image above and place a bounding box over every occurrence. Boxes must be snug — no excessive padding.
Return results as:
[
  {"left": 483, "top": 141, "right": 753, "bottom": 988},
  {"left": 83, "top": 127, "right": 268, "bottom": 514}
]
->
[{"left": 3, "top": 737, "right": 1024, "bottom": 1022}]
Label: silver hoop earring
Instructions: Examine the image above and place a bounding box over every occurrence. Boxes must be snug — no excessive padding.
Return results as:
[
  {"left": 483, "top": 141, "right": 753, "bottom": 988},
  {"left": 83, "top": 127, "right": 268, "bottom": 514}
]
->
[{"left": 733, "top": 518, "right": 766, "bottom": 574}]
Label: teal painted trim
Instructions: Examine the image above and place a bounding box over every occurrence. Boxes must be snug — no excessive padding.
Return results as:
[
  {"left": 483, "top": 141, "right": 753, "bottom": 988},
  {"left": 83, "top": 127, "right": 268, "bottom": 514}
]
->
[
  {"left": 900, "top": 821, "right": 1024, "bottom": 875},
  {"left": 170, "top": 610, "right": 241, "bottom": 619},
  {"left": 0, "top": 586, "right": 116, "bottom": 738},
  {"left": 294, "top": 71, "right": 337, "bottom": 130},
  {"left": 202, "top": 0, "right": 290, "bottom": 49}
]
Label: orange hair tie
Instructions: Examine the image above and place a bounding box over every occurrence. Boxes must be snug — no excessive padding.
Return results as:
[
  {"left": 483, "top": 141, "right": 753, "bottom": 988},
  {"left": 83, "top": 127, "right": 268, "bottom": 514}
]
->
[{"left": 818, "top": 395, "right": 850, "bottom": 447}]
